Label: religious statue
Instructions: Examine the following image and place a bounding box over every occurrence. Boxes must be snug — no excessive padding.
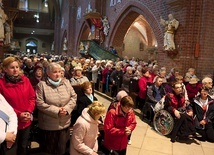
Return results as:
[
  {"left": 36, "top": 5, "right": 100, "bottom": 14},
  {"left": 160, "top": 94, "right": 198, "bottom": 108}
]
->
[
  {"left": 63, "top": 37, "right": 67, "bottom": 51},
  {"left": 110, "top": 0, "right": 121, "bottom": 6},
  {"left": 4, "top": 22, "right": 11, "bottom": 45},
  {"left": 79, "top": 42, "right": 84, "bottom": 51},
  {"left": 87, "top": 2, "right": 92, "bottom": 13},
  {"left": 102, "top": 16, "right": 110, "bottom": 36},
  {"left": 160, "top": 14, "right": 179, "bottom": 51},
  {"left": 0, "top": 2, "right": 8, "bottom": 43},
  {"left": 51, "top": 41, "right": 54, "bottom": 51},
  {"left": 110, "top": 0, "right": 116, "bottom": 6},
  {"left": 77, "top": 6, "right": 81, "bottom": 20}
]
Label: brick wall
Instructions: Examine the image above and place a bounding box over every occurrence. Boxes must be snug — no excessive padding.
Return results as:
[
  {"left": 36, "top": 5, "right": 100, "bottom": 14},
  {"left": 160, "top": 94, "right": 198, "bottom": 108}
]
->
[{"left": 60, "top": 0, "right": 214, "bottom": 79}]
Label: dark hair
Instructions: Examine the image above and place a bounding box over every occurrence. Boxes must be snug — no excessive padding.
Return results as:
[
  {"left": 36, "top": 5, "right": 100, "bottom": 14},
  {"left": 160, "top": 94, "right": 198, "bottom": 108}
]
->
[
  {"left": 141, "top": 67, "right": 148, "bottom": 74},
  {"left": 120, "top": 96, "right": 134, "bottom": 108},
  {"left": 199, "top": 86, "right": 209, "bottom": 92},
  {"left": 154, "top": 76, "right": 163, "bottom": 82}
]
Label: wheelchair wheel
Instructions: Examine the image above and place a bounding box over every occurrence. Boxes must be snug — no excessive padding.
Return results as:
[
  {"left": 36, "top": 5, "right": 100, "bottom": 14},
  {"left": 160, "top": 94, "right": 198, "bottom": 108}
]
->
[{"left": 153, "top": 109, "right": 174, "bottom": 135}]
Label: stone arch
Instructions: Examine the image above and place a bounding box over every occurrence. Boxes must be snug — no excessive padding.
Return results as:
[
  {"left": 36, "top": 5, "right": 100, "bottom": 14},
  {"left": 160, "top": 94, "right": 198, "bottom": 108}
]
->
[
  {"left": 108, "top": 2, "right": 162, "bottom": 59},
  {"left": 75, "top": 21, "right": 90, "bottom": 55}
]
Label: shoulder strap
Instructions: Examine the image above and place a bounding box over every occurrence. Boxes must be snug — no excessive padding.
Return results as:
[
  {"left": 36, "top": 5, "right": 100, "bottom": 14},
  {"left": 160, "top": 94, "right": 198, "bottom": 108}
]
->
[
  {"left": 0, "top": 110, "right": 9, "bottom": 132},
  {"left": 107, "top": 101, "right": 118, "bottom": 111},
  {"left": 0, "top": 110, "right": 9, "bottom": 125}
]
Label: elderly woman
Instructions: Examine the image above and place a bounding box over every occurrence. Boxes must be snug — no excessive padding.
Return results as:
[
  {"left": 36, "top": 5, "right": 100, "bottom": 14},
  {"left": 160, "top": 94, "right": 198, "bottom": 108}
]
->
[
  {"left": 104, "top": 96, "right": 137, "bottom": 155},
  {"left": 138, "top": 67, "right": 153, "bottom": 110},
  {"left": 0, "top": 56, "right": 36, "bottom": 155},
  {"left": 192, "top": 86, "right": 214, "bottom": 142},
  {"left": 70, "top": 101, "right": 106, "bottom": 155},
  {"left": 110, "top": 64, "right": 124, "bottom": 97},
  {"left": 71, "top": 81, "right": 98, "bottom": 126},
  {"left": 202, "top": 77, "right": 214, "bottom": 99},
  {"left": 77, "top": 81, "right": 97, "bottom": 117},
  {"left": 70, "top": 66, "right": 89, "bottom": 86},
  {"left": 29, "top": 65, "right": 44, "bottom": 90},
  {"left": 36, "top": 62, "right": 77, "bottom": 155},
  {"left": 164, "top": 82, "right": 200, "bottom": 142},
  {"left": 121, "top": 66, "right": 135, "bottom": 93}
]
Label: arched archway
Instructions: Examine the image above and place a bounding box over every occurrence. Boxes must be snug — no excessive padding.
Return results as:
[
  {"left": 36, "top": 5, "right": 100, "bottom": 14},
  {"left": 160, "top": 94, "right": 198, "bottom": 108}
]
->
[
  {"left": 26, "top": 38, "right": 38, "bottom": 54},
  {"left": 76, "top": 22, "right": 90, "bottom": 54},
  {"left": 108, "top": 3, "right": 162, "bottom": 60}
]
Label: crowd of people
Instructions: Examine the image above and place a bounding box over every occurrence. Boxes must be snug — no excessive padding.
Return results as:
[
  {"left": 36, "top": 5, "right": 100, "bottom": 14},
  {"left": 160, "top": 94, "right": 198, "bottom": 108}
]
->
[{"left": 0, "top": 54, "right": 214, "bottom": 155}]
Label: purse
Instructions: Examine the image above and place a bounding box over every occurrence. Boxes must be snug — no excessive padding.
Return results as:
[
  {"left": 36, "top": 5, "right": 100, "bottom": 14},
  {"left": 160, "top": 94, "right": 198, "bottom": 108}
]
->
[{"left": 194, "top": 115, "right": 205, "bottom": 130}]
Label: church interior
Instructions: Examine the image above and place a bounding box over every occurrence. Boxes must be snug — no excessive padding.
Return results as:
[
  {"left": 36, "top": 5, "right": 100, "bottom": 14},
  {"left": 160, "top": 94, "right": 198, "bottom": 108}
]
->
[
  {"left": 1, "top": 0, "right": 214, "bottom": 79},
  {"left": 0, "top": 1, "right": 214, "bottom": 155}
]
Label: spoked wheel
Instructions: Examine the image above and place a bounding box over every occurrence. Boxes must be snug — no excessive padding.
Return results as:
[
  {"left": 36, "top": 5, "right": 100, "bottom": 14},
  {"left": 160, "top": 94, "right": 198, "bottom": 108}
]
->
[{"left": 153, "top": 110, "right": 174, "bottom": 135}]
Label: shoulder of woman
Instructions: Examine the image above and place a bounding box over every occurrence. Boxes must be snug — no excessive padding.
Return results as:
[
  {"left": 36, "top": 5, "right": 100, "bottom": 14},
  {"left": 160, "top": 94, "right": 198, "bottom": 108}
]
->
[{"left": 62, "top": 78, "right": 69, "bottom": 83}]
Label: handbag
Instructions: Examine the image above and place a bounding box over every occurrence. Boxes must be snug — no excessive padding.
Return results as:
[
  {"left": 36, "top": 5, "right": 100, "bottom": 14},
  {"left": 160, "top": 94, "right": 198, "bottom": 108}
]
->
[
  {"left": 194, "top": 115, "right": 205, "bottom": 130},
  {"left": 154, "top": 96, "right": 165, "bottom": 112}
]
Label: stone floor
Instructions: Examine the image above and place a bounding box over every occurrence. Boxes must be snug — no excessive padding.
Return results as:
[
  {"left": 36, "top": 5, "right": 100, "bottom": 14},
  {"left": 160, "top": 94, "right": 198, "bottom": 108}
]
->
[{"left": 29, "top": 92, "right": 214, "bottom": 155}]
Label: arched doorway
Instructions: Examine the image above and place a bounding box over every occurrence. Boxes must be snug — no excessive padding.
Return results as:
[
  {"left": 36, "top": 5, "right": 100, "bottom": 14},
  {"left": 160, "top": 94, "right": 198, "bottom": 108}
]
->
[
  {"left": 26, "top": 38, "right": 38, "bottom": 54},
  {"left": 108, "top": 5, "right": 161, "bottom": 61},
  {"left": 123, "top": 15, "right": 157, "bottom": 60}
]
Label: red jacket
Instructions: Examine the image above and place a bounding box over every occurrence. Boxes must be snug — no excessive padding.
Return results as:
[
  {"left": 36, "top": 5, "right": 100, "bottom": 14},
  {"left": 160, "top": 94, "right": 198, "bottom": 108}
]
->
[
  {"left": 186, "top": 82, "right": 202, "bottom": 101},
  {"left": 102, "top": 68, "right": 112, "bottom": 84},
  {"left": 164, "top": 92, "right": 185, "bottom": 115},
  {"left": 0, "top": 75, "right": 36, "bottom": 130},
  {"left": 104, "top": 102, "right": 137, "bottom": 151},
  {"left": 138, "top": 75, "right": 152, "bottom": 99}
]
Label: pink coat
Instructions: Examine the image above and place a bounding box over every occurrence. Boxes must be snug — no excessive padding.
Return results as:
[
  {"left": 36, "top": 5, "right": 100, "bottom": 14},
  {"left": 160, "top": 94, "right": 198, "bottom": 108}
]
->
[{"left": 70, "top": 108, "right": 99, "bottom": 155}]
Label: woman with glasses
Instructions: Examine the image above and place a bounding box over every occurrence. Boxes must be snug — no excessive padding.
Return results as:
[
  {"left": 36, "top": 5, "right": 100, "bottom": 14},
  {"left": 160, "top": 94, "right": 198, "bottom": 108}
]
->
[
  {"left": 164, "top": 82, "right": 200, "bottom": 142},
  {"left": 192, "top": 86, "right": 214, "bottom": 142}
]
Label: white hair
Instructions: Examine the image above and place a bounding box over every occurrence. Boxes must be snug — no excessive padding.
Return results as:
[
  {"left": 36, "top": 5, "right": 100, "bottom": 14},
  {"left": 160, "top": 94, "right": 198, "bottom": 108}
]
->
[{"left": 202, "top": 77, "right": 212, "bottom": 84}]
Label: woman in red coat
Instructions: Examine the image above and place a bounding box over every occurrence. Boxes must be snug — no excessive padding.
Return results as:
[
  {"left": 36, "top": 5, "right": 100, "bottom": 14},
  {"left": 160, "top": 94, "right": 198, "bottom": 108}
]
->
[
  {"left": 104, "top": 96, "right": 137, "bottom": 155},
  {"left": 138, "top": 67, "right": 152, "bottom": 109},
  {"left": 0, "top": 57, "right": 36, "bottom": 155}
]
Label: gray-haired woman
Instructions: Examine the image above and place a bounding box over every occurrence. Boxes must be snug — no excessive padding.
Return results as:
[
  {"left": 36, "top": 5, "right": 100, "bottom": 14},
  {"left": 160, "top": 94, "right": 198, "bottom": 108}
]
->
[{"left": 36, "top": 62, "right": 77, "bottom": 155}]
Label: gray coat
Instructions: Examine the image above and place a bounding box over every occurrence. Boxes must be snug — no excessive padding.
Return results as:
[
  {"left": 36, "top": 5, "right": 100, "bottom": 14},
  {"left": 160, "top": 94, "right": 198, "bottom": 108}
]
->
[{"left": 36, "top": 78, "right": 77, "bottom": 130}]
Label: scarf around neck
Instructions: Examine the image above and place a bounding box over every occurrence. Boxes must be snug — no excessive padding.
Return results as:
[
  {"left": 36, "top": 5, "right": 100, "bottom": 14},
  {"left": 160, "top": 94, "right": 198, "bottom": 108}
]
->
[{"left": 5, "top": 74, "right": 22, "bottom": 84}]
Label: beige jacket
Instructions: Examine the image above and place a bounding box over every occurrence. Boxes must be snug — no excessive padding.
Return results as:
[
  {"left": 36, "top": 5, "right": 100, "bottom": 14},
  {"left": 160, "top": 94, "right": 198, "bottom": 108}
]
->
[{"left": 36, "top": 78, "right": 77, "bottom": 130}]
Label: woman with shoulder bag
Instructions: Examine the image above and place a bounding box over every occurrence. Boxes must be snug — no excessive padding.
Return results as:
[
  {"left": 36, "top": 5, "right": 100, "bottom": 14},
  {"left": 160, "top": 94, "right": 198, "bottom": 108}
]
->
[{"left": 192, "top": 86, "right": 214, "bottom": 142}]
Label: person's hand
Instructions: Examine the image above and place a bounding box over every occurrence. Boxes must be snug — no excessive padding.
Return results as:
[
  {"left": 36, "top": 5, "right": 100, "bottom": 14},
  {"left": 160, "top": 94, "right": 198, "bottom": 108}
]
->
[
  {"left": 5, "top": 132, "right": 16, "bottom": 143},
  {"left": 20, "top": 112, "right": 31, "bottom": 122},
  {"left": 174, "top": 110, "right": 181, "bottom": 119},
  {"left": 59, "top": 107, "right": 68, "bottom": 117},
  {"left": 186, "top": 110, "right": 193, "bottom": 117},
  {"left": 125, "top": 127, "right": 131, "bottom": 135},
  {"left": 200, "top": 119, "right": 206, "bottom": 125},
  {"left": 185, "top": 100, "right": 190, "bottom": 105},
  {"left": 91, "top": 151, "right": 98, "bottom": 155}
]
